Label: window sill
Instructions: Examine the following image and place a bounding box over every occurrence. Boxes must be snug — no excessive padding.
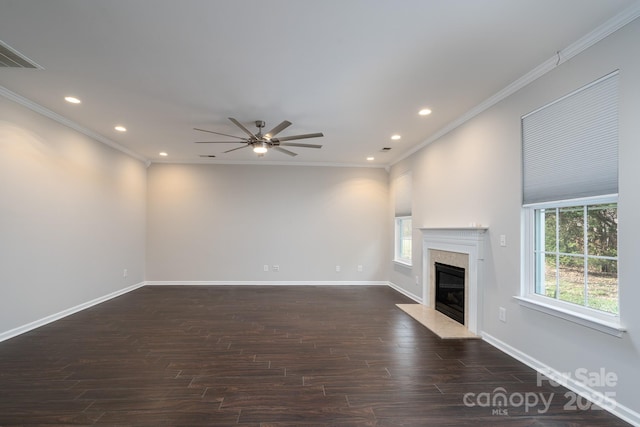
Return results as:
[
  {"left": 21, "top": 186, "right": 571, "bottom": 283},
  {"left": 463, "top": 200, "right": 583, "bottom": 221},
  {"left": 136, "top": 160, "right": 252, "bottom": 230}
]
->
[
  {"left": 393, "top": 260, "right": 412, "bottom": 268},
  {"left": 514, "top": 296, "right": 625, "bottom": 338}
]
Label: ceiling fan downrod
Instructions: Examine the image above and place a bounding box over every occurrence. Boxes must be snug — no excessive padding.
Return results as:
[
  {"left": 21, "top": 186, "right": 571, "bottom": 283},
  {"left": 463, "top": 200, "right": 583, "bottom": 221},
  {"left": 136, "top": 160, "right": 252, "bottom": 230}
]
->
[{"left": 255, "top": 120, "right": 266, "bottom": 139}]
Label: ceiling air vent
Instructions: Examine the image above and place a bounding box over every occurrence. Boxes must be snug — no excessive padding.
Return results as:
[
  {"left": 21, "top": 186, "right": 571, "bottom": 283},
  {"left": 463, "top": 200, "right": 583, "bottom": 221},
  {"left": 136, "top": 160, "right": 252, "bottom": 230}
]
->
[
  {"left": 381, "top": 147, "right": 392, "bottom": 152},
  {"left": 0, "top": 40, "right": 43, "bottom": 69}
]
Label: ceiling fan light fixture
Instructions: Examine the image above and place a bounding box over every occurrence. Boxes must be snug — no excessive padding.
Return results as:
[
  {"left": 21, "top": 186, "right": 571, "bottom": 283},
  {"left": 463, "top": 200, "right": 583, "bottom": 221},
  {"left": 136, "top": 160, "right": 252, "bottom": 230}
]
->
[{"left": 253, "top": 142, "right": 268, "bottom": 154}]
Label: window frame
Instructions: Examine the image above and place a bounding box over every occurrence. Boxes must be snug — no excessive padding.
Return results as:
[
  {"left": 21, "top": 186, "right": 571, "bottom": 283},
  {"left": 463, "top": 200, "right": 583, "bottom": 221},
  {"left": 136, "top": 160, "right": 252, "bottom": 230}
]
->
[
  {"left": 519, "top": 194, "right": 624, "bottom": 337},
  {"left": 394, "top": 216, "right": 412, "bottom": 267}
]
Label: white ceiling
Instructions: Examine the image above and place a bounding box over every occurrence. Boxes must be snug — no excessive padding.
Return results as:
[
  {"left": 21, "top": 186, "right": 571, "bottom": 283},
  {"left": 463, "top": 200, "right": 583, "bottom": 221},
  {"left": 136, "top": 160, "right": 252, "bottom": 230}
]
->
[{"left": 1, "top": 0, "right": 637, "bottom": 167}]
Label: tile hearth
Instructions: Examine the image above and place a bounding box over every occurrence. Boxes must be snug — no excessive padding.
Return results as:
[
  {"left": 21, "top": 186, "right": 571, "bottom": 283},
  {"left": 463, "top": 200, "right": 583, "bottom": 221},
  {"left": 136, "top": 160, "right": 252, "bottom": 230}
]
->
[{"left": 396, "top": 304, "right": 479, "bottom": 339}]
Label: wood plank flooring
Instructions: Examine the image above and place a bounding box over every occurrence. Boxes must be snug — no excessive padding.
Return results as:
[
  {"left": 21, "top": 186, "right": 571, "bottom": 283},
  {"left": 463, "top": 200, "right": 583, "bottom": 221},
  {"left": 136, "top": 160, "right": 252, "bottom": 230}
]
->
[{"left": 0, "top": 285, "right": 629, "bottom": 426}]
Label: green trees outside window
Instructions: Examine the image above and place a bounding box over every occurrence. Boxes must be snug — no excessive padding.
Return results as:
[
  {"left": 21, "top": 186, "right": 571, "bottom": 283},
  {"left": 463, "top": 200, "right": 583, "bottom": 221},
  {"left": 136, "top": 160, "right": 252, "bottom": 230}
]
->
[{"left": 534, "top": 203, "right": 618, "bottom": 314}]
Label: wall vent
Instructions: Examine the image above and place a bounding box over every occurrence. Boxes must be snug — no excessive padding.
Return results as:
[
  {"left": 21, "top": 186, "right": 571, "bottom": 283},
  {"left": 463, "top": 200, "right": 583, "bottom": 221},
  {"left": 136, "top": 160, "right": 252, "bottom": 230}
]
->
[{"left": 0, "top": 40, "right": 43, "bottom": 69}]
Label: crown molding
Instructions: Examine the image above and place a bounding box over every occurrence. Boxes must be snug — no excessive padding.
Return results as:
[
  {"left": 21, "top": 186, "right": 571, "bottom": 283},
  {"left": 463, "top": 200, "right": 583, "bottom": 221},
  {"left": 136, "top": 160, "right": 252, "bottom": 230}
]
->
[
  {"left": 150, "top": 158, "right": 388, "bottom": 169},
  {"left": 0, "top": 86, "right": 148, "bottom": 163},
  {"left": 390, "top": 3, "right": 640, "bottom": 167}
]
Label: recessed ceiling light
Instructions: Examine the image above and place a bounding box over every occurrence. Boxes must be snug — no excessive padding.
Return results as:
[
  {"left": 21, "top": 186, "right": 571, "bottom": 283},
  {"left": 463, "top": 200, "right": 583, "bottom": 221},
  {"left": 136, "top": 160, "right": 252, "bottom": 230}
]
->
[
  {"left": 114, "top": 125, "right": 127, "bottom": 132},
  {"left": 367, "top": 156, "right": 375, "bottom": 161},
  {"left": 159, "top": 152, "right": 168, "bottom": 157},
  {"left": 391, "top": 134, "right": 401, "bottom": 140},
  {"left": 419, "top": 108, "right": 432, "bottom": 116},
  {"left": 64, "top": 96, "right": 81, "bottom": 104}
]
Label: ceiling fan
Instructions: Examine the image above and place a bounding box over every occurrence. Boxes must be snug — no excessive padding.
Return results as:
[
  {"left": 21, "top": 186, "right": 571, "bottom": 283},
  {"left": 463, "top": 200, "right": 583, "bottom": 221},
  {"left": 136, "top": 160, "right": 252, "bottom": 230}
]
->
[{"left": 194, "top": 118, "right": 323, "bottom": 157}]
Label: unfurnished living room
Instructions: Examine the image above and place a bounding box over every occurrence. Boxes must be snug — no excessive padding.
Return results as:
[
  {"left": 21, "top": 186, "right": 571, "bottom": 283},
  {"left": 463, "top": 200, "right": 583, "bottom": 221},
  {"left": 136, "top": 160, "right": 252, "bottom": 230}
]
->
[{"left": 1, "top": 1, "right": 639, "bottom": 426}]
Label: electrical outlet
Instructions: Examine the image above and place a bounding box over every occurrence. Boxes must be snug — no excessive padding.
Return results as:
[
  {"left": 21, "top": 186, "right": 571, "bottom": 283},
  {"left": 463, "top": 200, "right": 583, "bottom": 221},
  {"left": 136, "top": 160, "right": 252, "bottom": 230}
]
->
[
  {"left": 357, "top": 265, "right": 363, "bottom": 272},
  {"left": 263, "top": 264, "right": 269, "bottom": 272},
  {"left": 415, "top": 275, "right": 420, "bottom": 285},
  {"left": 499, "top": 307, "right": 507, "bottom": 323},
  {"left": 272, "top": 265, "right": 279, "bottom": 272},
  {"left": 336, "top": 265, "right": 341, "bottom": 272},
  {"left": 500, "top": 234, "right": 507, "bottom": 247},
  {"left": 123, "top": 269, "right": 127, "bottom": 278}
]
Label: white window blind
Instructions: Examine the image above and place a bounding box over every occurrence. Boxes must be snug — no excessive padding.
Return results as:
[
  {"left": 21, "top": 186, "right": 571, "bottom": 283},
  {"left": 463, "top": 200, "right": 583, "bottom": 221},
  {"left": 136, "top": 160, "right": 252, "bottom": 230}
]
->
[
  {"left": 393, "top": 172, "right": 412, "bottom": 216},
  {"left": 522, "top": 71, "right": 619, "bottom": 205}
]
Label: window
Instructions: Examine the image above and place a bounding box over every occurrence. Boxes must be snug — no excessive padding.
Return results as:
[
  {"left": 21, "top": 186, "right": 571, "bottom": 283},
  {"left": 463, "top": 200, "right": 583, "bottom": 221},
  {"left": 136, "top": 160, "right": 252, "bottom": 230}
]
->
[
  {"left": 392, "top": 172, "right": 412, "bottom": 266},
  {"left": 532, "top": 199, "right": 618, "bottom": 315},
  {"left": 519, "top": 71, "right": 623, "bottom": 335},
  {"left": 395, "top": 216, "right": 412, "bottom": 265}
]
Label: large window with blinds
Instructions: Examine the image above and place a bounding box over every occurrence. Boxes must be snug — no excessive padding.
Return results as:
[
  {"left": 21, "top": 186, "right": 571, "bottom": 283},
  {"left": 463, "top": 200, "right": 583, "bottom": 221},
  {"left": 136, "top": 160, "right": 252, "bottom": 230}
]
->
[{"left": 520, "top": 71, "right": 620, "bottom": 330}]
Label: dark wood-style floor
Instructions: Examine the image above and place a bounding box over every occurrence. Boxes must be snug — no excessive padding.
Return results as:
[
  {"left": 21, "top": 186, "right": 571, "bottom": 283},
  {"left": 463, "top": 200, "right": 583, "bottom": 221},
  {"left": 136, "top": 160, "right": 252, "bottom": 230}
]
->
[{"left": 0, "top": 285, "right": 628, "bottom": 426}]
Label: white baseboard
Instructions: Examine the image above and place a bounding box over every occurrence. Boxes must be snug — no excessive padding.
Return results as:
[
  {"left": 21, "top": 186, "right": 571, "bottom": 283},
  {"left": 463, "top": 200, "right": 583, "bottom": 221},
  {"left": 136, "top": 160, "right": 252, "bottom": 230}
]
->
[
  {"left": 1, "top": 281, "right": 409, "bottom": 342},
  {"left": 0, "top": 280, "right": 392, "bottom": 342},
  {"left": 482, "top": 332, "right": 640, "bottom": 427},
  {"left": 387, "top": 281, "right": 422, "bottom": 303},
  {"left": 0, "top": 281, "right": 145, "bottom": 343},
  {"left": 145, "top": 280, "right": 389, "bottom": 287}
]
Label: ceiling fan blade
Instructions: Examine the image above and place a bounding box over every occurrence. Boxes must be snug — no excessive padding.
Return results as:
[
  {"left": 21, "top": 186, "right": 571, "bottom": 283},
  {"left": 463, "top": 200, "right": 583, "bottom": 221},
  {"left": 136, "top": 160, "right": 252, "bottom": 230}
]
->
[
  {"left": 279, "top": 142, "right": 323, "bottom": 149},
  {"left": 194, "top": 141, "right": 246, "bottom": 144},
  {"left": 223, "top": 144, "right": 251, "bottom": 153},
  {"left": 193, "top": 128, "right": 247, "bottom": 140},
  {"left": 228, "top": 117, "right": 258, "bottom": 140},
  {"left": 265, "top": 120, "right": 292, "bottom": 138},
  {"left": 271, "top": 132, "right": 324, "bottom": 142},
  {"left": 273, "top": 146, "right": 298, "bottom": 157}
]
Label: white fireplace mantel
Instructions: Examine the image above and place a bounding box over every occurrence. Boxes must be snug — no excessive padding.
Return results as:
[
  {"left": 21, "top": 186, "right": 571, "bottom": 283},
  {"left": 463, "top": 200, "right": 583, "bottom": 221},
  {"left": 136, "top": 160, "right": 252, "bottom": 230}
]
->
[{"left": 420, "top": 227, "right": 488, "bottom": 335}]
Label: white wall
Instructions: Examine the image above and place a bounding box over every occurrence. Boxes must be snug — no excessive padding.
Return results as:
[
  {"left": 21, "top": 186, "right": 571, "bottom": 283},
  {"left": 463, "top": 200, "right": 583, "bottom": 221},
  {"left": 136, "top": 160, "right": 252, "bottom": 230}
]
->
[
  {"left": 0, "top": 96, "right": 147, "bottom": 335},
  {"left": 389, "top": 18, "right": 640, "bottom": 417},
  {"left": 146, "top": 163, "right": 389, "bottom": 282}
]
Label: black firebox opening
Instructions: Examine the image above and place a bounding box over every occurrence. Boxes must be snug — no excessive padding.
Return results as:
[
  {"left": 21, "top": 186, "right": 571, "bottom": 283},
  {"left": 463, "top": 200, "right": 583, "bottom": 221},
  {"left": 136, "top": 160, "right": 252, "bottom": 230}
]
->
[{"left": 434, "top": 262, "right": 465, "bottom": 325}]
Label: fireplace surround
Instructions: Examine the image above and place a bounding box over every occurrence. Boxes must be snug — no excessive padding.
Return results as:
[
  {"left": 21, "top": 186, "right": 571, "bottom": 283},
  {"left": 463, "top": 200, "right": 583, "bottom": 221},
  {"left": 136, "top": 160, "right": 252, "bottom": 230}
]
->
[{"left": 420, "top": 227, "right": 487, "bottom": 335}]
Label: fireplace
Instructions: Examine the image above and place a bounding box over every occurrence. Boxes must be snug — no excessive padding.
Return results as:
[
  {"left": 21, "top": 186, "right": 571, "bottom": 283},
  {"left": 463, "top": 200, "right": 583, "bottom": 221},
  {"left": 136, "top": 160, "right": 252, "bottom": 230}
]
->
[
  {"left": 434, "top": 262, "right": 465, "bottom": 324},
  {"left": 421, "top": 227, "right": 487, "bottom": 334}
]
